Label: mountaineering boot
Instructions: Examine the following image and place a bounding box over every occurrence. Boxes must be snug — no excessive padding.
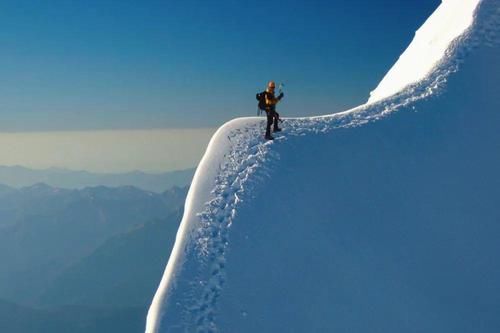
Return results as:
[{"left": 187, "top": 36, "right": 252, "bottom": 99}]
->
[
  {"left": 273, "top": 127, "right": 282, "bottom": 132},
  {"left": 265, "top": 134, "right": 275, "bottom": 140}
]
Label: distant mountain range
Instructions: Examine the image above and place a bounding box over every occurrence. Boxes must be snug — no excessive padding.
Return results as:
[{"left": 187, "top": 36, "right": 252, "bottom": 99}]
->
[
  {"left": 0, "top": 183, "right": 186, "bottom": 332},
  {"left": 0, "top": 165, "right": 195, "bottom": 192},
  {"left": 39, "top": 211, "right": 184, "bottom": 309}
]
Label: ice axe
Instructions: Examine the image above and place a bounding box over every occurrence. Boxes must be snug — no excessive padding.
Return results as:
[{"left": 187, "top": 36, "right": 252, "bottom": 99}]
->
[
  {"left": 277, "top": 83, "right": 285, "bottom": 123},
  {"left": 278, "top": 83, "right": 285, "bottom": 95}
]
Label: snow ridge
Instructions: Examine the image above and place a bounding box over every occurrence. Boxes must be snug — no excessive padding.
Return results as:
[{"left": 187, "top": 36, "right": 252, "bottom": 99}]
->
[
  {"left": 189, "top": 123, "right": 278, "bottom": 330},
  {"left": 368, "top": 0, "right": 481, "bottom": 104},
  {"left": 146, "top": 1, "right": 499, "bottom": 332}
]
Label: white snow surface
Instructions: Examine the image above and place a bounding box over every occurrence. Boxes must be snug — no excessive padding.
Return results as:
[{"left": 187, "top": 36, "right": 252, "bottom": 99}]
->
[
  {"left": 147, "top": 1, "right": 500, "bottom": 332},
  {"left": 368, "top": 0, "right": 481, "bottom": 104}
]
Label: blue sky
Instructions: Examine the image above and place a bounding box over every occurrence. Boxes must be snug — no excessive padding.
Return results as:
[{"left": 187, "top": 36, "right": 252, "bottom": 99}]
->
[{"left": 0, "top": 0, "right": 440, "bottom": 131}]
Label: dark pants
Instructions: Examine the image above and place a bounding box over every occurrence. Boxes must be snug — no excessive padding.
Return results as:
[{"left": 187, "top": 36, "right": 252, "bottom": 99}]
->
[{"left": 265, "top": 109, "right": 280, "bottom": 137}]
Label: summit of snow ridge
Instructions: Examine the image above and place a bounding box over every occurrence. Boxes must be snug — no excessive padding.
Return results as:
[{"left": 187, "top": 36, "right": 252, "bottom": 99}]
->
[{"left": 368, "top": 0, "right": 481, "bottom": 104}]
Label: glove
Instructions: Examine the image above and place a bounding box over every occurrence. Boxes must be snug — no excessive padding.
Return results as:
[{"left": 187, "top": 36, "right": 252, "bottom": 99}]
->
[{"left": 278, "top": 92, "right": 284, "bottom": 100}]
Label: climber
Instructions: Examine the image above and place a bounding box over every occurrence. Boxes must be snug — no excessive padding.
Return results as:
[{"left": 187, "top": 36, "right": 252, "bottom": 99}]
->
[{"left": 256, "top": 81, "right": 284, "bottom": 140}]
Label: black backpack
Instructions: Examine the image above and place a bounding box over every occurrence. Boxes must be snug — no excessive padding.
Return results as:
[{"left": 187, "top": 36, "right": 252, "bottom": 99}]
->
[{"left": 256, "top": 91, "right": 267, "bottom": 111}]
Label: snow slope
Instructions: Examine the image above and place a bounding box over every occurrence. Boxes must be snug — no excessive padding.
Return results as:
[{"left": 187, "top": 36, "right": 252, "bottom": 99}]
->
[
  {"left": 368, "top": 0, "right": 482, "bottom": 104},
  {"left": 147, "top": 1, "right": 500, "bottom": 332}
]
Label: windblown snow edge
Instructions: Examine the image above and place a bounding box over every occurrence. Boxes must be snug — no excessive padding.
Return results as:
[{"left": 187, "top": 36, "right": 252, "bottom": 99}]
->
[{"left": 145, "top": 0, "right": 497, "bottom": 331}]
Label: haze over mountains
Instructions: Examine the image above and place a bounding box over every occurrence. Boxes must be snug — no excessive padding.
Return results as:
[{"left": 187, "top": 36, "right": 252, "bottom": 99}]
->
[
  {"left": 0, "top": 165, "right": 194, "bottom": 192},
  {"left": 0, "top": 183, "right": 187, "bottom": 332}
]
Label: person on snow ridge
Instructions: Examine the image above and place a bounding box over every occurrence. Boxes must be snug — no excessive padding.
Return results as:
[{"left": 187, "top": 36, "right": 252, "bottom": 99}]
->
[{"left": 263, "top": 81, "right": 284, "bottom": 140}]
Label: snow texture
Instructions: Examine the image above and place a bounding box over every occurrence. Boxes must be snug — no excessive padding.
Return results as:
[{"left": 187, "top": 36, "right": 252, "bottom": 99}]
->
[
  {"left": 368, "top": 0, "right": 481, "bottom": 104},
  {"left": 147, "top": 1, "right": 500, "bottom": 332}
]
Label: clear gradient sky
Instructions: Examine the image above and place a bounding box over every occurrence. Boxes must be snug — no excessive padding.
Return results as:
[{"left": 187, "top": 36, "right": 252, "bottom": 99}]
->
[
  {"left": 0, "top": 129, "right": 216, "bottom": 173},
  {"left": 0, "top": 0, "right": 441, "bottom": 172},
  {"left": 0, "top": 0, "right": 440, "bottom": 131}
]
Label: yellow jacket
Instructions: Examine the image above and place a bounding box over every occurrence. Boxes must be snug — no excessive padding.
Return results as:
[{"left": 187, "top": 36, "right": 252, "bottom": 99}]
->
[{"left": 265, "top": 89, "right": 282, "bottom": 107}]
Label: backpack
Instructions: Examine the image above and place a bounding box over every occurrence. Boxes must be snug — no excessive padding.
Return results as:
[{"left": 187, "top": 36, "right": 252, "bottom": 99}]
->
[{"left": 256, "top": 91, "right": 267, "bottom": 111}]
